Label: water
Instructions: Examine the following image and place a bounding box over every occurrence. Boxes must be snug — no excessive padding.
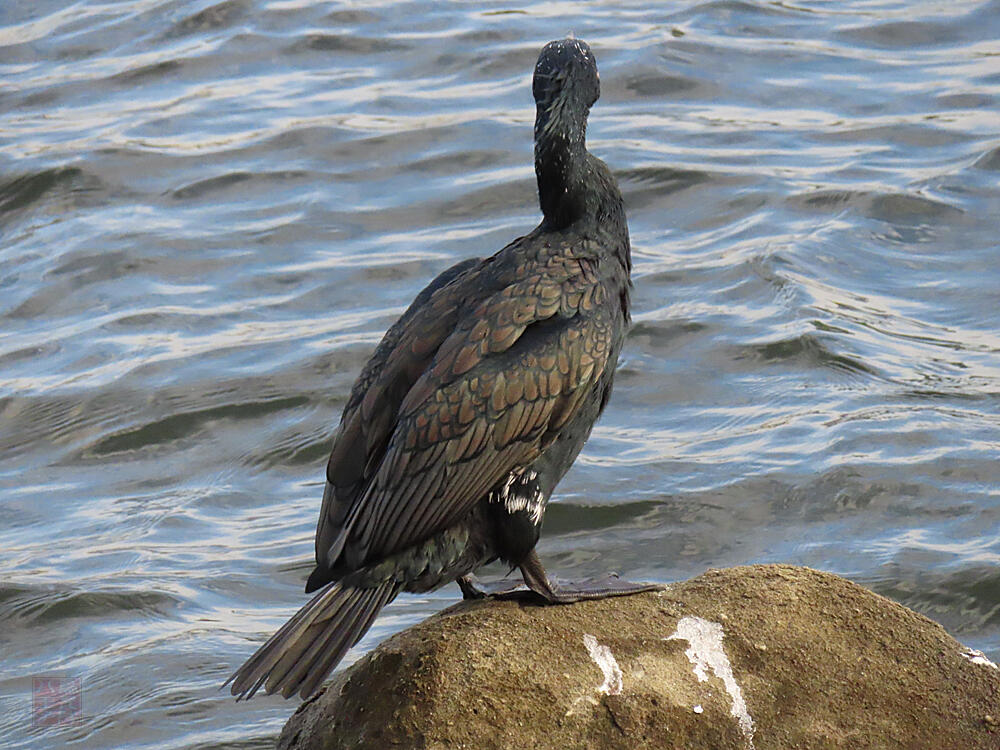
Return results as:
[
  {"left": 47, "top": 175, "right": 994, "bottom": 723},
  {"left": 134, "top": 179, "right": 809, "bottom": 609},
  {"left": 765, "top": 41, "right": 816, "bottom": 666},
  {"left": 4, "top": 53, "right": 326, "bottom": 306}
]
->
[{"left": 2, "top": 0, "right": 998, "bottom": 746}]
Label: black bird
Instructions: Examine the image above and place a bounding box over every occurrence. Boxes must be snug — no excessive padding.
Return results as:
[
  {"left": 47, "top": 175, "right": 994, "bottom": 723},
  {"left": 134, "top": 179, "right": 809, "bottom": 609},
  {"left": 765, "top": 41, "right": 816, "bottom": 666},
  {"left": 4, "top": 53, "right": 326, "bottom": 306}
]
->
[{"left": 227, "top": 38, "right": 660, "bottom": 701}]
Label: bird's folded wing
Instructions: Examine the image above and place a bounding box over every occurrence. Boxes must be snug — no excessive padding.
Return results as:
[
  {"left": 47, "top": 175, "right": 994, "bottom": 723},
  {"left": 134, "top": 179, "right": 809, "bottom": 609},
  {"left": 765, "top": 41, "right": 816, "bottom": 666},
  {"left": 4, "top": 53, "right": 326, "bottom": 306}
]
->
[
  {"left": 342, "top": 260, "right": 615, "bottom": 564},
  {"left": 312, "top": 257, "right": 482, "bottom": 578}
]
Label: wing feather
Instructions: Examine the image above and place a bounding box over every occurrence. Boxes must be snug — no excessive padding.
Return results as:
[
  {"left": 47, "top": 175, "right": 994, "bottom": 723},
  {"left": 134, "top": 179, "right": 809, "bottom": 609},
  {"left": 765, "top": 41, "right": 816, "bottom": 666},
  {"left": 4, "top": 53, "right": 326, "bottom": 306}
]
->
[
  {"left": 314, "top": 236, "right": 619, "bottom": 580},
  {"left": 345, "top": 304, "right": 612, "bottom": 564}
]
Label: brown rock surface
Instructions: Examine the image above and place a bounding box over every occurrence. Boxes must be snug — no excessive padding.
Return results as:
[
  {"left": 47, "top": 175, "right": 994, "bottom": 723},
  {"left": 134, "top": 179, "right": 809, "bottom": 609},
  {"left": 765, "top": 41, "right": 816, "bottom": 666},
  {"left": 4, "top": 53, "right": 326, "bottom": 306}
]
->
[{"left": 278, "top": 565, "right": 1000, "bottom": 749}]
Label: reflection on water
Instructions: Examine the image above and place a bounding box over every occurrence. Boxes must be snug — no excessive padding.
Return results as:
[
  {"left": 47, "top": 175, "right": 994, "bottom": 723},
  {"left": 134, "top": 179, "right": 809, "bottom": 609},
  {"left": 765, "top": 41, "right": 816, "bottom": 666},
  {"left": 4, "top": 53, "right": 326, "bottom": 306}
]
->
[{"left": 2, "top": 0, "right": 999, "bottom": 747}]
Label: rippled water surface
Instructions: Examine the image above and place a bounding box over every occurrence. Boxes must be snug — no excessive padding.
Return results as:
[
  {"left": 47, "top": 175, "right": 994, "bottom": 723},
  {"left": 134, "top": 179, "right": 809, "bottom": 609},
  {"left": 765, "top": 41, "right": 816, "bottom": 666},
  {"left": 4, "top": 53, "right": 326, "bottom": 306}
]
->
[{"left": 2, "top": 1, "right": 999, "bottom": 747}]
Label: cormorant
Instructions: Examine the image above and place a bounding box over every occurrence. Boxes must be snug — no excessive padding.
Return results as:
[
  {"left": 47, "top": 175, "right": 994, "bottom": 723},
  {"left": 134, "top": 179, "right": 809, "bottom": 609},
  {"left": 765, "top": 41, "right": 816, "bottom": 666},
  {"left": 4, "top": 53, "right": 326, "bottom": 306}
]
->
[{"left": 227, "top": 38, "right": 660, "bottom": 701}]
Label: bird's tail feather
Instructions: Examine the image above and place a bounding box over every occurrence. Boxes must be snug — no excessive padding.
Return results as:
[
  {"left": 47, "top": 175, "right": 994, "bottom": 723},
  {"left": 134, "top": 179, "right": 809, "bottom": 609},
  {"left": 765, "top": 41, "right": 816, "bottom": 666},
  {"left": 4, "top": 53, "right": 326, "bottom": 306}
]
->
[{"left": 226, "top": 578, "right": 400, "bottom": 700}]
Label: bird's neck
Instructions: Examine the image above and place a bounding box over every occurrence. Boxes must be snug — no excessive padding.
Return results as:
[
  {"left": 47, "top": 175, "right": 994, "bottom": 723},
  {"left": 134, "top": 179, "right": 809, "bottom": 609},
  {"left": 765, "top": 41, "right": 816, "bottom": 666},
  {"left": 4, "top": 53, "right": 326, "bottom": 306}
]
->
[
  {"left": 533, "top": 117, "right": 632, "bottom": 284},
  {"left": 534, "top": 131, "right": 592, "bottom": 231}
]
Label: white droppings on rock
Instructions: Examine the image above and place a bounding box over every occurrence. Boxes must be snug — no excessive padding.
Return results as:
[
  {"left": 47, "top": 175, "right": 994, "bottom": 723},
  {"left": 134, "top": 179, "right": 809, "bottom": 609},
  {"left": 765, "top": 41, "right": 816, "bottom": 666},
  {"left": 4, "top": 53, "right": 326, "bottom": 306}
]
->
[
  {"left": 667, "top": 615, "right": 755, "bottom": 749},
  {"left": 962, "top": 648, "right": 998, "bottom": 669},
  {"left": 583, "top": 633, "right": 623, "bottom": 696}
]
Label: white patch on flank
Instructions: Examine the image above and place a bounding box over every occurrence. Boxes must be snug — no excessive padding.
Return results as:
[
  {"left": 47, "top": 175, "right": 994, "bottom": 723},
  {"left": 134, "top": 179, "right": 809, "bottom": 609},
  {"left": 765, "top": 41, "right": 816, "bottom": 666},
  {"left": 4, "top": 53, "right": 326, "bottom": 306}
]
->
[
  {"left": 667, "top": 616, "right": 755, "bottom": 749},
  {"left": 583, "top": 633, "right": 623, "bottom": 696},
  {"left": 962, "top": 647, "right": 999, "bottom": 669},
  {"left": 693, "top": 704, "right": 704, "bottom": 714},
  {"left": 499, "top": 469, "right": 544, "bottom": 525}
]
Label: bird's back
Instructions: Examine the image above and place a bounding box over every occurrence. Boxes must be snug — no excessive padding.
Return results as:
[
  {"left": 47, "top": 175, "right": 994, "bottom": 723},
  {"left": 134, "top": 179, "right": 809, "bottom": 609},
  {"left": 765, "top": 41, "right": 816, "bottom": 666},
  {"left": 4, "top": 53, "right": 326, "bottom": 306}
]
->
[{"left": 309, "top": 196, "right": 630, "bottom": 590}]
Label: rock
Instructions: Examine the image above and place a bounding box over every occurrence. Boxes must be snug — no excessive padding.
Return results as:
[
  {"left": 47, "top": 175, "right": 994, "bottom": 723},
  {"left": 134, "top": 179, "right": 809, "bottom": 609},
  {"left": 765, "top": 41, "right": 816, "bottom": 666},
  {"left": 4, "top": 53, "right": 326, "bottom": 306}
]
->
[{"left": 278, "top": 565, "right": 1000, "bottom": 750}]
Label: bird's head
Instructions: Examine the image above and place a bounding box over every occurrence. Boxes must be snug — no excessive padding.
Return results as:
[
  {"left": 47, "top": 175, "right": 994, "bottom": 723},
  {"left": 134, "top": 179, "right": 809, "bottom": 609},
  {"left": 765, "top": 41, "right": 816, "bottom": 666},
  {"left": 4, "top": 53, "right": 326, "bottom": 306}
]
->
[{"left": 533, "top": 38, "right": 600, "bottom": 144}]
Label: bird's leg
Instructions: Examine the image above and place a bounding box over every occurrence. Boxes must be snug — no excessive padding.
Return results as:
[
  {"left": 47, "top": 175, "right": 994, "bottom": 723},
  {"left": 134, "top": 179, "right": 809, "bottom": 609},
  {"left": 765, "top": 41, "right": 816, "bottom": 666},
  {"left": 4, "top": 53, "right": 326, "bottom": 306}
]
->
[
  {"left": 456, "top": 574, "right": 528, "bottom": 600},
  {"left": 458, "top": 552, "right": 665, "bottom": 603},
  {"left": 456, "top": 574, "right": 480, "bottom": 599},
  {"left": 519, "top": 550, "right": 666, "bottom": 603}
]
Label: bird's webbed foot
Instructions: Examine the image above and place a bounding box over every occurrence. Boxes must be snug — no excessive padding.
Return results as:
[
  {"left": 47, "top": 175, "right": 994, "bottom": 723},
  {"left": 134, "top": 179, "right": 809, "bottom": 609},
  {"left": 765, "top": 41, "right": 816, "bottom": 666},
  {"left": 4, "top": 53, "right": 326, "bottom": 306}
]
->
[{"left": 519, "top": 550, "right": 666, "bottom": 604}]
